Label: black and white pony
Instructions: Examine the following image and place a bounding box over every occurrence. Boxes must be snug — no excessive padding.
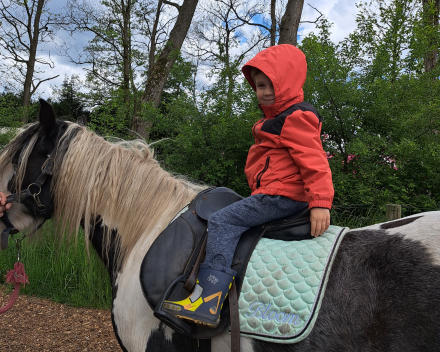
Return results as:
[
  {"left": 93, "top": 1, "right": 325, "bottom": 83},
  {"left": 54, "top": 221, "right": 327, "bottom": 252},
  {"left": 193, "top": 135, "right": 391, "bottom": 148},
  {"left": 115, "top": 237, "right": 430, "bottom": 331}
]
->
[{"left": 1, "top": 100, "right": 439, "bottom": 352}]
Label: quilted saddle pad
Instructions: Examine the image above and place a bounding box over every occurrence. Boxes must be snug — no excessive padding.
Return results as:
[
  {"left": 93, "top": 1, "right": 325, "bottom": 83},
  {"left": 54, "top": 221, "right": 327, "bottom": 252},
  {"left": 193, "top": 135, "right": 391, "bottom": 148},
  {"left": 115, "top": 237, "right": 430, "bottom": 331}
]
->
[{"left": 234, "top": 225, "right": 348, "bottom": 343}]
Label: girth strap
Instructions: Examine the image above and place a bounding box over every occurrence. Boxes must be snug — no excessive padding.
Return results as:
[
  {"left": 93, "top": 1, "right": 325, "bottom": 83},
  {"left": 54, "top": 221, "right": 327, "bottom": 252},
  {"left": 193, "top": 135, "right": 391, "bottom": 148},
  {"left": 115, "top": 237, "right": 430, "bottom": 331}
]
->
[{"left": 229, "top": 281, "right": 240, "bottom": 352}]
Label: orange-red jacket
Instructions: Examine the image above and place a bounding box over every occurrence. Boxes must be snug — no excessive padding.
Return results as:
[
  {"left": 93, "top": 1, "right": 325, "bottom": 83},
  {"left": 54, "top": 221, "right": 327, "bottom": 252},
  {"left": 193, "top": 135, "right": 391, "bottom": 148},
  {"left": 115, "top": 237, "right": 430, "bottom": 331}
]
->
[{"left": 242, "top": 45, "right": 334, "bottom": 209}]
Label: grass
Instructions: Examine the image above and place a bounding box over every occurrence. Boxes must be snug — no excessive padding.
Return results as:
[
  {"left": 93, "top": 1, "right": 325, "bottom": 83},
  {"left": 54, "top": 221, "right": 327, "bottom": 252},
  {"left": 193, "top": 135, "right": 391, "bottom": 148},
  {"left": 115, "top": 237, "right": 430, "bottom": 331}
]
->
[
  {"left": 331, "top": 204, "right": 386, "bottom": 228},
  {"left": 331, "top": 204, "right": 438, "bottom": 229},
  {"left": 0, "top": 221, "right": 112, "bottom": 309}
]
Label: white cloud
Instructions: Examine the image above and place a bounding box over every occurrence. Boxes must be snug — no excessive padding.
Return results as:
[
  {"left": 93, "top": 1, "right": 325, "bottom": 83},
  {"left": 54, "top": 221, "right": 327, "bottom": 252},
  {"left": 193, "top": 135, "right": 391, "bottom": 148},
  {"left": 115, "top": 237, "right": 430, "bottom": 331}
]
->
[
  {"left": 300, "top": 0, "right": 359, "bottom": 44},
  {"left": 35, "top": 56, "right": 87, "bottom": 100},
  {"left": 21, "top": 0, "right": 365, "bottom": 99}
]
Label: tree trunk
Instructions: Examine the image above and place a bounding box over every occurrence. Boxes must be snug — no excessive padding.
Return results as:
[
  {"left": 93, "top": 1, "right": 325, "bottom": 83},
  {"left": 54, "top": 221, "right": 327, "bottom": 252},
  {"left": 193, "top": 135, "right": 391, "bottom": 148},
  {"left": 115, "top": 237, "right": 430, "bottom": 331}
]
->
[
  {"left": 131, "top": 0, "right": 162, "bottom": 135},
  {"left": 141, "top": 0, "right": 199, "bottom": 107},
  {"left": 22, "top": 0, "right": 45, "bottom": 123},
  {"left": 134, "top": 0, "right": 198, "bottom": 137},
  {"left": 423, "top": 0, "right": 439, "bottom": 72},
  {"left": 278, "top": 0, "right": 304, "bottom": 46},
  {"left": 270, "top": 0, "right": 276, "bottom": 46},
  {"left": 122, "top": 0, "right": 132, "bottom": 108}
]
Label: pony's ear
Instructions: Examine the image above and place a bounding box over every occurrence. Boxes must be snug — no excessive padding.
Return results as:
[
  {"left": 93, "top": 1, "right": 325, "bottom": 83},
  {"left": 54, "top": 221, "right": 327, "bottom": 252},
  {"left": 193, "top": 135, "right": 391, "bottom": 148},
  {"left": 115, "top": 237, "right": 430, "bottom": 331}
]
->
[{"left": 38, "top": 98, "right": 56, "bottom": 132}]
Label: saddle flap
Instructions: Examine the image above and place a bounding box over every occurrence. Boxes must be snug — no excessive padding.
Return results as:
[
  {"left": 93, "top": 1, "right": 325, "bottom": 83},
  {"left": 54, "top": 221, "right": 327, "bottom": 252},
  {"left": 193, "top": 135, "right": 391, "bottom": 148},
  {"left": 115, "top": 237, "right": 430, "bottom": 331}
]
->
[
  {"left": 140, "top": 218, "right": 196, "bottom": 309},
  {"left": 195, "top": 187, "right": 243, "bottom": 220}
]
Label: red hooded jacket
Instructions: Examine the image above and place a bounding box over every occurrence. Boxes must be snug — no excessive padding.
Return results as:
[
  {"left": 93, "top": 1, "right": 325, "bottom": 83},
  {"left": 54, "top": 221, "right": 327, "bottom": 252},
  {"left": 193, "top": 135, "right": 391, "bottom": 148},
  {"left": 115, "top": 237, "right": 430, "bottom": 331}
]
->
[{"left": 242, "top": 45, "right": 334, "bottom": 209}]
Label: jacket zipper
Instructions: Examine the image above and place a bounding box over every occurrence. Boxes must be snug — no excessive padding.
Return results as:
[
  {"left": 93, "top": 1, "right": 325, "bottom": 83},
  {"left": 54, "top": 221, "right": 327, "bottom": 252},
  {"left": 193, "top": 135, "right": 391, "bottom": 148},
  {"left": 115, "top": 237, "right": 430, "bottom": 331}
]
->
[
  {"left": 252, "top": 118, "right": 265, "bottom": 144},
  {"left": 256, "top": 157, "right": 270, "bottom": 189}
]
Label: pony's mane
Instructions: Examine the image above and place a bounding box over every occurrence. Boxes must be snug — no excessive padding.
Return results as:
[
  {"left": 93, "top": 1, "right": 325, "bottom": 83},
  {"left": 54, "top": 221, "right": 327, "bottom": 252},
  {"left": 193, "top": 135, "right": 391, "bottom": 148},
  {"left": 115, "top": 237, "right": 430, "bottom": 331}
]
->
[
  {"left": 1, "top": 122, "right": 207, "bottom": 265},
  {"left": 52, "top": 123, "right": 207, "bottom": 264}
]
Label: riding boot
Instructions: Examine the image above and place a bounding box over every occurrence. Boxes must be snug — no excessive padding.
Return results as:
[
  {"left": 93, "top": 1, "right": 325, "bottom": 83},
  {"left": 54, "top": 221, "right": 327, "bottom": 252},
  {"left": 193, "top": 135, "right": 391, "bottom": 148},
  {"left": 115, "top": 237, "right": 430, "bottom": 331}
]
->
[{"left": 162, "top": 262, "right": 236, "bottom": 328}]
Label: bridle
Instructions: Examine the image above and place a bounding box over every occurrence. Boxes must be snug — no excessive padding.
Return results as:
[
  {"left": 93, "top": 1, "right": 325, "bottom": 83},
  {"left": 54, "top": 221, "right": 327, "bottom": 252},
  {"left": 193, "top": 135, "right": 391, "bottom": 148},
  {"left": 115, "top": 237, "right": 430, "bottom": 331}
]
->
[{"left": 0, "top": 149, "right": 56, "bottom": 250}]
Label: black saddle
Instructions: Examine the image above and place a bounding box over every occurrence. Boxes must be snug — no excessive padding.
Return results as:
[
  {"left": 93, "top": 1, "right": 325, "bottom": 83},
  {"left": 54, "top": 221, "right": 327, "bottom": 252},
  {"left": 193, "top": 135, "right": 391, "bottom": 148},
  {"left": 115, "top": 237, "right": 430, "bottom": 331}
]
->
[{"left": 140, "top": 187, "right": 312, "bottom": 339}]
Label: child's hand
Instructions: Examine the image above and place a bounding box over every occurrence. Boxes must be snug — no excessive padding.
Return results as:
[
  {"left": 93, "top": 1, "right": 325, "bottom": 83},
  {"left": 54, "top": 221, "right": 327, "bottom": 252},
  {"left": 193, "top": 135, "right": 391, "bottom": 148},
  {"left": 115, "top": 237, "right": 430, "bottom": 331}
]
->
[
  {"left": 310, "top": 208, "right": 330, "bottom": 237},
  {"left": 0, "top": 192, "right": 12, "bottom": 218}
]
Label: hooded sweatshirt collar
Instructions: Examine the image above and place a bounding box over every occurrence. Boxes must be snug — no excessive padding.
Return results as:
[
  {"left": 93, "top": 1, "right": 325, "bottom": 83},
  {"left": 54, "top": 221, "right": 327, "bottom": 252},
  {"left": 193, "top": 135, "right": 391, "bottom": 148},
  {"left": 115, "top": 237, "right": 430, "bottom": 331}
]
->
[{"left": 242, "top": 44, "right": 307, "bottom": 118}]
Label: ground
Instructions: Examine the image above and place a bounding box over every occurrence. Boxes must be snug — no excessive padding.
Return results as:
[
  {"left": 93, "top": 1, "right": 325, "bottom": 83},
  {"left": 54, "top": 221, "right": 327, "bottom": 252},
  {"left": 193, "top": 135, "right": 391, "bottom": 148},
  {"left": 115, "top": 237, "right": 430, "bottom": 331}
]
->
[{"left": 0, "top": 291, "right": 121, "bottom": 351}]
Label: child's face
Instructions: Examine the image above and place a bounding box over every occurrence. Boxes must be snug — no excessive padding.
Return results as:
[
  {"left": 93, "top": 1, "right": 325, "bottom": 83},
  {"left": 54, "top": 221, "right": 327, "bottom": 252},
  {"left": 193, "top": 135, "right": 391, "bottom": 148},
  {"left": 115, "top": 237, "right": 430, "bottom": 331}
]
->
[{"left": 254, "top": 72, "right": 275, "bottom": 106}]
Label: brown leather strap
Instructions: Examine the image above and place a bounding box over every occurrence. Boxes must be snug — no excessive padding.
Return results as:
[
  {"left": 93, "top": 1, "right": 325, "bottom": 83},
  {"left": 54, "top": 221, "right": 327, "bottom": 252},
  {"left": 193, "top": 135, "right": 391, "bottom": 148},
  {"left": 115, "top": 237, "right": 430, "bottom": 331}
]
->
[
  {"left": 184, "top": 235, "right": 207, "bottom": 291},
  {"left": 229, "top": 280, "right": 240, "bottom": 352}
]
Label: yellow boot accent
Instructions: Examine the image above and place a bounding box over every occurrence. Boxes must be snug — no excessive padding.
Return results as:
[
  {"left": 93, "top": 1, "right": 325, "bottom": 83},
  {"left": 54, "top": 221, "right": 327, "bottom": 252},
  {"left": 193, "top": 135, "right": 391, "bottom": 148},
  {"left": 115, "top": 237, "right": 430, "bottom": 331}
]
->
[
  {"left": 164, "top": 283, "right": 204, "bottom": 311},
  {"left": 203, "top": 291, "right": 222, "bottom": 315}
]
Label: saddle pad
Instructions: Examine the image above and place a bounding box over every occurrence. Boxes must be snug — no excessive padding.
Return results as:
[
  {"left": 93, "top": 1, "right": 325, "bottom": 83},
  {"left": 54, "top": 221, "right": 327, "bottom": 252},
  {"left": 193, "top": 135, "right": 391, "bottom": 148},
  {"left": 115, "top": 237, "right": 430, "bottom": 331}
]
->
[{"left": 234, "top": 225, "right": 347, "bottom": 343}]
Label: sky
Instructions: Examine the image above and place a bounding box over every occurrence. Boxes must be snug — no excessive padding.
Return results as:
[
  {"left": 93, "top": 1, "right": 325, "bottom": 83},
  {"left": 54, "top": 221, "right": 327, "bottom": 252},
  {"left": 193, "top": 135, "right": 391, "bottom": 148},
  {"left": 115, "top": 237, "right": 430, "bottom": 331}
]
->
[{"left": 2, "top": 0, "right": 361, "bottom": 99}]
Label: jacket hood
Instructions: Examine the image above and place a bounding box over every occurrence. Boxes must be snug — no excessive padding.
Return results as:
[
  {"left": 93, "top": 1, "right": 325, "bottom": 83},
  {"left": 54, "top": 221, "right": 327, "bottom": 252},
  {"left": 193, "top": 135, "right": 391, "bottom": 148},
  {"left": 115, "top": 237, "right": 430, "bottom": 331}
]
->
[{"left": 242, "top": 44, "right": 307, "bottom": 117}]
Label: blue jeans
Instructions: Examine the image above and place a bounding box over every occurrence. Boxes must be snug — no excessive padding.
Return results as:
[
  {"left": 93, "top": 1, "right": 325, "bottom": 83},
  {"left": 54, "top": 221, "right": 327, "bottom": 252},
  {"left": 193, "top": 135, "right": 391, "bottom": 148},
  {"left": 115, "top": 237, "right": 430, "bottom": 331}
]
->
[{"left": 204, "top": 194, "right": 308, "bottom": 268}]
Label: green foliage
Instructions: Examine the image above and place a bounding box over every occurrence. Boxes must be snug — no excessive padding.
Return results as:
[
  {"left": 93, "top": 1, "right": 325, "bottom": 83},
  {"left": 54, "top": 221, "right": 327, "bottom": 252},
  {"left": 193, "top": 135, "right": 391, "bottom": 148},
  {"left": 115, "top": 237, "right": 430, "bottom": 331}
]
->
[
  {"left": 0, "top": 91, "right": 43, "bottom": 148},
  {"left": 88, "top": 90, "right": 133, "bottom": 138},
  {"left": 150, "top": 62, "right": 260, "bottom": 196},
  {"left": 0, "top": 92, "right": 22, "bottom": 147},
  {"left": 51, "top": 75, "right": 88, "bottom": 122},
  {"left": 161, "top": 53, "right": 197, "bottom": 106},
  {"left": 300, "top": 1, "right": 440, "bottom": 209},
  {"left": 0, "top": 222, "right": 112, "bottom": 309}
]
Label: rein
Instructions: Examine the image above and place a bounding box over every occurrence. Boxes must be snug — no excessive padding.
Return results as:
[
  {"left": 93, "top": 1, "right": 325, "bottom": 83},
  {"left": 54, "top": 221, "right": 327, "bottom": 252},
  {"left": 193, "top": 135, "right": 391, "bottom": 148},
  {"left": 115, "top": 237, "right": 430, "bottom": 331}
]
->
[
  {"left": 0, "top": 149, "right": 55, "bottom": 250},
  {"left": 0, "top": 149, "right": 55, "bottom": 314},
  {"left": 0, "top": 236, "right": 29, "bottom": 314}
]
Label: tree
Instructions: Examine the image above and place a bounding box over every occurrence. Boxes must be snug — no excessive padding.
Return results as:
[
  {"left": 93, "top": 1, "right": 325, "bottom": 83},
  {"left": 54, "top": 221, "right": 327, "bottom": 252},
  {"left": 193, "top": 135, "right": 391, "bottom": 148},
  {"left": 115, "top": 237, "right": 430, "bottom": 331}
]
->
[
  {"left": 187, "top": 0, "right": 264, "bottom": 117},
  {"left": 228, "top": 0, "right": 322, "bottom": 46},
  {"left": 51, "top": 75, "right": 87, "bottom": 122},
  {"left": 300, "top": 2, "right": 440, "bottom": 208},
  {"left": 278, "top": 0, "right": 304, "bottom": 45},
  {"left": 421, "top": 0, "right": 439, "bottom": 72},
  {"left": 0, "top": 0, "right": 65, "bottom": 122},
  {"left": 66, "top": 0, "right": 151, "bottom": 126},
  {"left": 148, "top": 0, "right": 264, "bottom": 194},
  {"left": 140, "top": 0, "right": 199, "bottom": 109}
]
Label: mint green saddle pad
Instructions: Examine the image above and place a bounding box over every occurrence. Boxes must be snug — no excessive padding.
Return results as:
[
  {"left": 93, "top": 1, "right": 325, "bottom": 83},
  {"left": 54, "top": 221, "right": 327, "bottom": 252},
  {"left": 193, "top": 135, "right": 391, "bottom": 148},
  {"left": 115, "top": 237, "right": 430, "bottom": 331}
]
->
[{"left": 232, "top": 225, "right": 348, "bottom": 344}]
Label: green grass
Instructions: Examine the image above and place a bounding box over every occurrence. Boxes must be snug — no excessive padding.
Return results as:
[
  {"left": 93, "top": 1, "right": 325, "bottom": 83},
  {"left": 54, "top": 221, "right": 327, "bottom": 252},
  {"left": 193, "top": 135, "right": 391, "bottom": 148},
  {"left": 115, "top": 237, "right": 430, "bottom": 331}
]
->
[
  {"left": 331, "top": 204, "right": 386, "bottom": 228},
  {"left": 0, "top": 221, "right": 112, "bottom": 309},
  {"left": 331, "top": 204, "right": 438, "bottom": 228}
]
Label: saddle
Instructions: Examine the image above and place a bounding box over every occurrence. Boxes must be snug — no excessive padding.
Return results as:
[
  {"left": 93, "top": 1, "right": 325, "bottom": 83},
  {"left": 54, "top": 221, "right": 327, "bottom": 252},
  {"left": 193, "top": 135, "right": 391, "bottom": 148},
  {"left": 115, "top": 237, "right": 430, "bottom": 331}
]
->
[{"left": 140, "top": 187, "right": 312, "bottom": 340}]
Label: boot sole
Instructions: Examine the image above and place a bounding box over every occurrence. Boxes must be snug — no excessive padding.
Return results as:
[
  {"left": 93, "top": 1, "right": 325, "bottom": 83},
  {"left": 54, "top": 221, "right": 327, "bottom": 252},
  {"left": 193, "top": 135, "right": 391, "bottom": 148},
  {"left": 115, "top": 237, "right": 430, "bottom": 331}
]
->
[{"left": 175, "top": 314, "right": 220, "bottom": 328}]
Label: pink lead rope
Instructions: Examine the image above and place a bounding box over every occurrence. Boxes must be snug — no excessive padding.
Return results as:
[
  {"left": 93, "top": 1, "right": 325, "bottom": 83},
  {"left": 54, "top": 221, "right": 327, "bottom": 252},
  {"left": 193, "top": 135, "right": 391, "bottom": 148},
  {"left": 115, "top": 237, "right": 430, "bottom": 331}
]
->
[{"left": 0, "top": 261, "right": 29, "bottom": 314}]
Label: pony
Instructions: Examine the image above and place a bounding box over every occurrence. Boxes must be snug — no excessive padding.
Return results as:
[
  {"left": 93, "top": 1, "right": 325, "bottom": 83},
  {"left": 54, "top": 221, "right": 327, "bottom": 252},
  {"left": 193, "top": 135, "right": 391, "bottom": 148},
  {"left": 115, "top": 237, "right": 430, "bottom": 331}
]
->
[{"left": 0, "top": 100, "right": 439, "bottom": 352}]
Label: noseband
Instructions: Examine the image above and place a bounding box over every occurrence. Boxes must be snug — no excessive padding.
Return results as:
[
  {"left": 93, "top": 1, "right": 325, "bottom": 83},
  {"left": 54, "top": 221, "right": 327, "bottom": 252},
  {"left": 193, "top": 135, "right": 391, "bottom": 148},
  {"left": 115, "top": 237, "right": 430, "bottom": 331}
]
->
[{"left": 0, "top": 150, "right": 56, "bottom": 250}]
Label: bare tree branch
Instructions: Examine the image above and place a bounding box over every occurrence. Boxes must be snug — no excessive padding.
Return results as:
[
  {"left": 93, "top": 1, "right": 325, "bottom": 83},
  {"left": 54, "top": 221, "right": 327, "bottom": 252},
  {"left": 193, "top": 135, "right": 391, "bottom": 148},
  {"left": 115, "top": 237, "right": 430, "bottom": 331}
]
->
[
  {"left": 300, "top": 4, "right": 323, "bottom": 24},
  {"left": 163, "top": 0, "right": 181, "bottom": 11},
  {"left": 31, "top": 74, "right": 60, "bottom": 94}
]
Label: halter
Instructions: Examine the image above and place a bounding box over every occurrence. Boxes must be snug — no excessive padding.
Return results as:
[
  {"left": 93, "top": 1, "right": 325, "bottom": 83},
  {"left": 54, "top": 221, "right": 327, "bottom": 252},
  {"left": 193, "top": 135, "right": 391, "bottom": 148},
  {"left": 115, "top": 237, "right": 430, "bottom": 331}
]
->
[{"left": 0, "top": 150, "right": 56, "bottom": 250}]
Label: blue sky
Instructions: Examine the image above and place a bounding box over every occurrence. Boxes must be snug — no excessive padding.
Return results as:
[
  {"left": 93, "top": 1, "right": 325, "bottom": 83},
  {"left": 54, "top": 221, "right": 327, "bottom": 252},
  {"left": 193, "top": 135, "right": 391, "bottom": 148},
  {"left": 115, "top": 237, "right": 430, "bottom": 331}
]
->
[{"left": 28, "top": 0, "right": 361, "bottom": 99}]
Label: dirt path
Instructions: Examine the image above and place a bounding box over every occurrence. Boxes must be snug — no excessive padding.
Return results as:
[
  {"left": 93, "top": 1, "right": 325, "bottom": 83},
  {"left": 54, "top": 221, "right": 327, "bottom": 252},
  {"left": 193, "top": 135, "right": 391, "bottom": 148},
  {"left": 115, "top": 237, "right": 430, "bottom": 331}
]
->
[{"left": 1, "top": 292, "right": 121, "bottom": 351}]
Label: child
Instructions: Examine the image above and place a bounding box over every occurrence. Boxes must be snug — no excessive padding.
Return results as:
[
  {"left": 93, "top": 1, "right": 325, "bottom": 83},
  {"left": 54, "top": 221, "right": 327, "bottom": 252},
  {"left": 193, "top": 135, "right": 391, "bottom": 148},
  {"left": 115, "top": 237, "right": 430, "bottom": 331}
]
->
[{"left": 164, "top": 44, "right": 334, "bottom": 328}]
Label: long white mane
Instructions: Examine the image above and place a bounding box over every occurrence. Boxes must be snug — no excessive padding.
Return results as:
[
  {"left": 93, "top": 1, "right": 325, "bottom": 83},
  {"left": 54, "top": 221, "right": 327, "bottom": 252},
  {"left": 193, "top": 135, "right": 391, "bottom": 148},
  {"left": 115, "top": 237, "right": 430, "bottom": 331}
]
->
[{"left": 1, "top": 122, "right": 207, "bottom": 264}]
